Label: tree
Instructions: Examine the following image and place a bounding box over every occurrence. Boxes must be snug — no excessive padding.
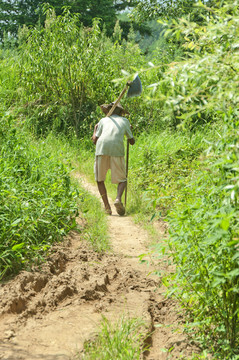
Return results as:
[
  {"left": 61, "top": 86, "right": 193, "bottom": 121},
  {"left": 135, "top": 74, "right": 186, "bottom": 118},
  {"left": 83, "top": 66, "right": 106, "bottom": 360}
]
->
[
  {"left": 0, "top": 0, "right": 145, "bottom": 40},
  {"left": 0, "top": 0, "right": 118, "bottom": 40},
  {"left": 130, "top": 0, "right": 216, "bottom": 23},
  {"left": 0, "top": 0, "right": 40, "bottom": 40},
  {"left": 51, "top": 0, "right": 117, "bottom": 34}
]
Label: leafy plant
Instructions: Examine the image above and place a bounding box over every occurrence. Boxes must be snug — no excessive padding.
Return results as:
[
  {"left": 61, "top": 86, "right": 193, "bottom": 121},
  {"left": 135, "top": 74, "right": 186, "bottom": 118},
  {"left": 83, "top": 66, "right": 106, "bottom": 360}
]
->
[
  {"left": 142, "top": 1, "right": 239, "bottom": 357},
  {"left": 17, "top": 8, "right": 145, "bottom": 138},
  {"left": 166, "top": 114, "right": 239, "bottom": 357},
  {"left": 144, "top": 1, "right": 239, "bottom": 130}
]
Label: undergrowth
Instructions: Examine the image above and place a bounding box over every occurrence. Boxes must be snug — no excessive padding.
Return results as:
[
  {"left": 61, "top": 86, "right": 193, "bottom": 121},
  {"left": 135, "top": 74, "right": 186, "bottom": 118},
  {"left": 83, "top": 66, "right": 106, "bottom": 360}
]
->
[
  {"left": 1, "top": 1, "right": 239, "bottom": 357},
  {"left": 0, "top": 115, "right": 79, "bottom": 279},
  {"left": 76, "top": 186, "right": 110, "bottom": 252}
]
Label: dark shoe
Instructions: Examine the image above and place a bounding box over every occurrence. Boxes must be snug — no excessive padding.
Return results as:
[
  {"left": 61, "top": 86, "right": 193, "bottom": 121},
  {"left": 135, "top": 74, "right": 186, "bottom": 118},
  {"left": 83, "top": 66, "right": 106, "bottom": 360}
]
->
[{"left": 114, "top": 199, "right": 125, "bottom": 216}]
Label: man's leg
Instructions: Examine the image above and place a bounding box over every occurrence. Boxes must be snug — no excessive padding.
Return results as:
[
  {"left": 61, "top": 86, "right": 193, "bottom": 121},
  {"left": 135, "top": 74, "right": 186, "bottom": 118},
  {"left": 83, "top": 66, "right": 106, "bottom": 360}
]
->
[
  {"left": 97, "top": 181, "right": 112, "bottom": 214},
  {"left": 110, "top": 157, "right": 127, "bottom": 216},
  {"left": 116, "top": 181, "right": 127, "bottom": 203},
  {"left": 114, "top": 181, "right": 126, "bottom": 216}
]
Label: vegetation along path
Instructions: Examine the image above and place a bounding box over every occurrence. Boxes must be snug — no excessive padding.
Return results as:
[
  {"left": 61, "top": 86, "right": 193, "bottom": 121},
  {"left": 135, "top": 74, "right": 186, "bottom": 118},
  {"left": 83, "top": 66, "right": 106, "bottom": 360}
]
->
[{"left": 0, "top": 172, "right": 197, "bottom": 360}]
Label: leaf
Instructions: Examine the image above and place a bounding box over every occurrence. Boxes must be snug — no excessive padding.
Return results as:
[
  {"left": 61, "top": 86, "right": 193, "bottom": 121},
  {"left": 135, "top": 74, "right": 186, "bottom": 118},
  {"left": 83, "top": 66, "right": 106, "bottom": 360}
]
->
[
  {"left": 212, "top": 277, "right": 226, "bottom": 287},
  {"left": 121, "top": 69, "right": 130, "bottom": 76},
  {"left": 11, "top": 218, "right": 22, "bottom": 226},
  {"left": 227, "top": 269, "right": 239, "bottom": 279},
  {"left": 150, "top": 213, "right": 156, "bottom": 221},
  {"left": 220, "top": 218, "right": 230, "bottom": 231},
  {"left": 12, "top": 243, "right": 24, "bottom": 251},
  {"left": 224, "top": 184, "right": 235, "bottom": 190}
]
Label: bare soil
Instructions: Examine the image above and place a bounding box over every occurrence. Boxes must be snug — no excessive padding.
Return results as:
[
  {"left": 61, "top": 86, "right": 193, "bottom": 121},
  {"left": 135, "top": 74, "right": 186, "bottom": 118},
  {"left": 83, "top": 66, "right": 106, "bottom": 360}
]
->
[{"left": 0, "top": 173, "right": 198, "bottom": 360}]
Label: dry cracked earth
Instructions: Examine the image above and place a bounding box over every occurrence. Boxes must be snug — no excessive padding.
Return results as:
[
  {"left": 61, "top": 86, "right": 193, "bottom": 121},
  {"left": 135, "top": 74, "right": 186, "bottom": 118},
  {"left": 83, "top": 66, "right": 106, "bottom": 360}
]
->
[{"left": 0, "top": 173, "right": 199, "bottom": 360}]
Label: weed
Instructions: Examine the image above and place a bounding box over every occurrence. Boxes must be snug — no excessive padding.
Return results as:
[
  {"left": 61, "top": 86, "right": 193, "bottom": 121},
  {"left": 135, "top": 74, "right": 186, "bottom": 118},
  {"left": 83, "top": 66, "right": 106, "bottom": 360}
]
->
[{"left": 78, "top": 316, "right": 147, "bottom": 360}]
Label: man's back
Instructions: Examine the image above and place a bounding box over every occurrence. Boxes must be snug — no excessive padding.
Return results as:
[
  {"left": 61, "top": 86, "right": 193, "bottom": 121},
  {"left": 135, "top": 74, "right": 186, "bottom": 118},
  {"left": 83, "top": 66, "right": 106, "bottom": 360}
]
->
[{"left": 95, "top": 115, "right": 133, "bottom": 157}]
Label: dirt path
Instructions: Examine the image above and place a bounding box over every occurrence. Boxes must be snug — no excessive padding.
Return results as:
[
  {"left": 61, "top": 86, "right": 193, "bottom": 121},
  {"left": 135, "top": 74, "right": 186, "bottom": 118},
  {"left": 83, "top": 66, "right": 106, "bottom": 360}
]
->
[{"left": 0, "top": 173, "right": 197, "bottom": 360}]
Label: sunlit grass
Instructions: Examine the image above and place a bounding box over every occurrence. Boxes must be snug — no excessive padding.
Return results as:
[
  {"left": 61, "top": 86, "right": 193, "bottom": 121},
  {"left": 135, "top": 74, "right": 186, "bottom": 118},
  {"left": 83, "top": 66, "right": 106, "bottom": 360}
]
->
[
  {"left": 76, "top": 185, "right": 110, "bottom": 252},
  {"left": 77, "top": 316, "right": 147, "bottom": 360}
]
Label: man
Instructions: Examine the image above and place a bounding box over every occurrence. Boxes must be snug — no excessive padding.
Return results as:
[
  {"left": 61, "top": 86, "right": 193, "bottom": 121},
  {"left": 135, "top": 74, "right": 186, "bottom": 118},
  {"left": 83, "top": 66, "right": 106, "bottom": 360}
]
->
[{"left": 92, "top": 102, "right": 135, "bottom": 216}]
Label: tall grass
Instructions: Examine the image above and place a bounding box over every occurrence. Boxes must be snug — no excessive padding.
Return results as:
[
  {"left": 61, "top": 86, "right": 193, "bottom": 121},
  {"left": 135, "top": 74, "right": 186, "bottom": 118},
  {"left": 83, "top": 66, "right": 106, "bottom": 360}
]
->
[
  {"left": 0, "top": 116, "right": 79, "bottom": 279},
  {"left": 78, "top": 316, "right": 146, "bottom": 360},
  {"left": 128, "top": 124, "right": 222, "bottom": 216},
  {"left": 0, "top": 49, "right": 20, "bottom": 109}
]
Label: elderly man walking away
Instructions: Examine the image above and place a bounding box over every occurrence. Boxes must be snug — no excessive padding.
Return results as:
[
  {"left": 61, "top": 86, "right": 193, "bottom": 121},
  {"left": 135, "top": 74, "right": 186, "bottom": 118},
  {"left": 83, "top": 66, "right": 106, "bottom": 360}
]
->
[{"left": 92, "top": 102, "right": 135, "bottom": 216}]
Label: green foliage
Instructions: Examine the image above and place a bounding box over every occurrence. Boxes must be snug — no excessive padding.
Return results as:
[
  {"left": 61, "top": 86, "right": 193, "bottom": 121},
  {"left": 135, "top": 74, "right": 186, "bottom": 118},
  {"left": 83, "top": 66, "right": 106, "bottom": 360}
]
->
[
  {"left": 145, "top": 1, "right": 239, "bottom": 129},
  {"left": 0, "top": 115, "right": 79, "bottom": 279},
  {"left": 166, "top": 115, "right": 239, "bottom": 358},
  {"left": 128, "top": 127, "right": 212, "bottom": 216},
  {"left": 140, "top": 2, "right": 239, "bottom": 357},
  {"left": 17, "top": 8, "right": 145, "bottom": 138},
  {"left": 29, "top": 133, "right": 110, "bottom": 252},
  {"left": 130, "top": 0, "right": 213, "bottom": 23},
  {"left": 79, "top": 316, "right": 146, "bottom": 359},
  {"left": 0, "top": 0, "right": 41, "bottom": 40},
  {"left": 76, "top": 187, "right": 110, "bottom": 252},
  {"left": 0, "top": 49, "right": 20, "bottom": 108},
  {"left": 0, "top": 0, "right": 119, "bottom": 40},
  {"left": 1, "top": 1, "right": 239, "bottom": 357},
  {"left": 116, "top": 12, "right": 152, "bottom": 42}
]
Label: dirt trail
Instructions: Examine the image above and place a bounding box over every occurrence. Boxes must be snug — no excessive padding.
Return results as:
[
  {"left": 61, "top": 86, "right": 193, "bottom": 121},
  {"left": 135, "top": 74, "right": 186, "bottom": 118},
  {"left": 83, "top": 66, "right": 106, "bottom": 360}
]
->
[{"left": 0, "top": 173, "right": 197, "bottom": 360}]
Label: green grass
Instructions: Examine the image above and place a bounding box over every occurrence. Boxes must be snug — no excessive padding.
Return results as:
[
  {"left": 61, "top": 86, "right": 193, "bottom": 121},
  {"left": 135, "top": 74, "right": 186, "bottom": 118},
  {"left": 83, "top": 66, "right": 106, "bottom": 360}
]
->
[
  {"left": 0, "top": 120, "right": 79, "bottom": 278},
  {"left": 76, "top": 185, "right": 110, "bottom": 252},
  {"left": 77, "top": 316, "right": 147, "bottom": 360},
  {"left": 40, "top": 125, "right": 222, "bottom": 250}
]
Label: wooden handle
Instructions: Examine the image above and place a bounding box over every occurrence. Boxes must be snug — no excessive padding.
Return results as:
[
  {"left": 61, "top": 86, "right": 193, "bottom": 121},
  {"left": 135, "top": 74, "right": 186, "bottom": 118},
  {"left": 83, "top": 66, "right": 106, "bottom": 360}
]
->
[
  {"left": 106, "top": 83, "right": 130, "bottom": 117},
  {"left": 124, "top": 139, "right": 130, "bottom": 208}
]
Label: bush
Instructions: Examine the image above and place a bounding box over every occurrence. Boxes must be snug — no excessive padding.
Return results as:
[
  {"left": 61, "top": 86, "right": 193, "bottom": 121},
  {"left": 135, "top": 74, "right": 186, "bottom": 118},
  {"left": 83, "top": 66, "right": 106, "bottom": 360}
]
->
[
  {"left": 17, "top": 8, "right": 146, "bottom": 138},
  {"left": 145, "top": 1, "right": 239, "bottom": 130},
  {"left": 167, "top": 113, "right": 239, "bottom": 357},
  {"left": 144, "top": 2, "right": 239, "bottom": 356},
  {"left": 0, "top": 114, "right": 79, "bottom": 278}
]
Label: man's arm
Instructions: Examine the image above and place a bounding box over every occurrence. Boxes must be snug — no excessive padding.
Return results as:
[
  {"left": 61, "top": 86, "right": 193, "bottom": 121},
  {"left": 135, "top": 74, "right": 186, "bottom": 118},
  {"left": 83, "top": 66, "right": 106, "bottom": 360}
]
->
[{"left": 91, "top": 123, "right": 99, "bottom": 145}]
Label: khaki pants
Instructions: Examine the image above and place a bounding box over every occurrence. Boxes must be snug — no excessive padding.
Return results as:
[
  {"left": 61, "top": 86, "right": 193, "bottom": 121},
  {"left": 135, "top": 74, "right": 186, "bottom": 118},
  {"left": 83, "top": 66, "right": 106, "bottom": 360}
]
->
[{"left": 94, "top": 155, "right": 126, "bottom": 184}]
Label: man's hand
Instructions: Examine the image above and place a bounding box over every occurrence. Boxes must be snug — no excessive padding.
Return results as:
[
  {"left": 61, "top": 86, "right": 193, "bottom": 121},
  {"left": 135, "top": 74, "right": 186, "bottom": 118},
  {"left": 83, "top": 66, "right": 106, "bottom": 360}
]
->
[
  {"left": 128, "top": 123, "right": 135, "bottom": 145},
  {"left": 129, "top": 137, "right": 135, "bottom": 145}
]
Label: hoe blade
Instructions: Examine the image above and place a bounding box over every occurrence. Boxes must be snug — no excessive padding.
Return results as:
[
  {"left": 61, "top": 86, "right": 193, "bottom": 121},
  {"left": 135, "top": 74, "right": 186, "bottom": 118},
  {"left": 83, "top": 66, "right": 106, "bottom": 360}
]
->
[{"left": 127, "top": 74, "right": 142, "bottom": 98}]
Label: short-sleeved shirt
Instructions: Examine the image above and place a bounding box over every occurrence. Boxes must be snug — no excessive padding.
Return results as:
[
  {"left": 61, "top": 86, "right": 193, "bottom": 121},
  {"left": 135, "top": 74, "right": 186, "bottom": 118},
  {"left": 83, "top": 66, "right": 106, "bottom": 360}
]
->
[{"left": 95, "top": 115, "right": 133, "bottom": 157}]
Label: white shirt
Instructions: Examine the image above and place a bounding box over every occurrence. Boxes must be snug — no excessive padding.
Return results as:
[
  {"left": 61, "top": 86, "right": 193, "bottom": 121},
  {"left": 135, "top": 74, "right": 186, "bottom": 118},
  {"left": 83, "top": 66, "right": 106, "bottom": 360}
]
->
[{"left": 95, "top": 115, "right": 133, "bottom": 157}]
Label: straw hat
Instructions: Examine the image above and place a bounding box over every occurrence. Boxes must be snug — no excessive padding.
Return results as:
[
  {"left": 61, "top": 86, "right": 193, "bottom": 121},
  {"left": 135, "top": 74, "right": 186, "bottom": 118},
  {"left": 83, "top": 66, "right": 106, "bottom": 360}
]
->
[{"left": 100, "top": 102, "right": 130, "bottom": 116}]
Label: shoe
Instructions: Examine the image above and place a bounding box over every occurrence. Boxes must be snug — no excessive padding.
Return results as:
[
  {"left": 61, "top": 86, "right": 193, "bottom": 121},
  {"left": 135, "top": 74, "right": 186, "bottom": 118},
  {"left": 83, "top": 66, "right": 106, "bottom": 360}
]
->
[{"left": 114, "top": 199, "right": 125, "bottom": 216}]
